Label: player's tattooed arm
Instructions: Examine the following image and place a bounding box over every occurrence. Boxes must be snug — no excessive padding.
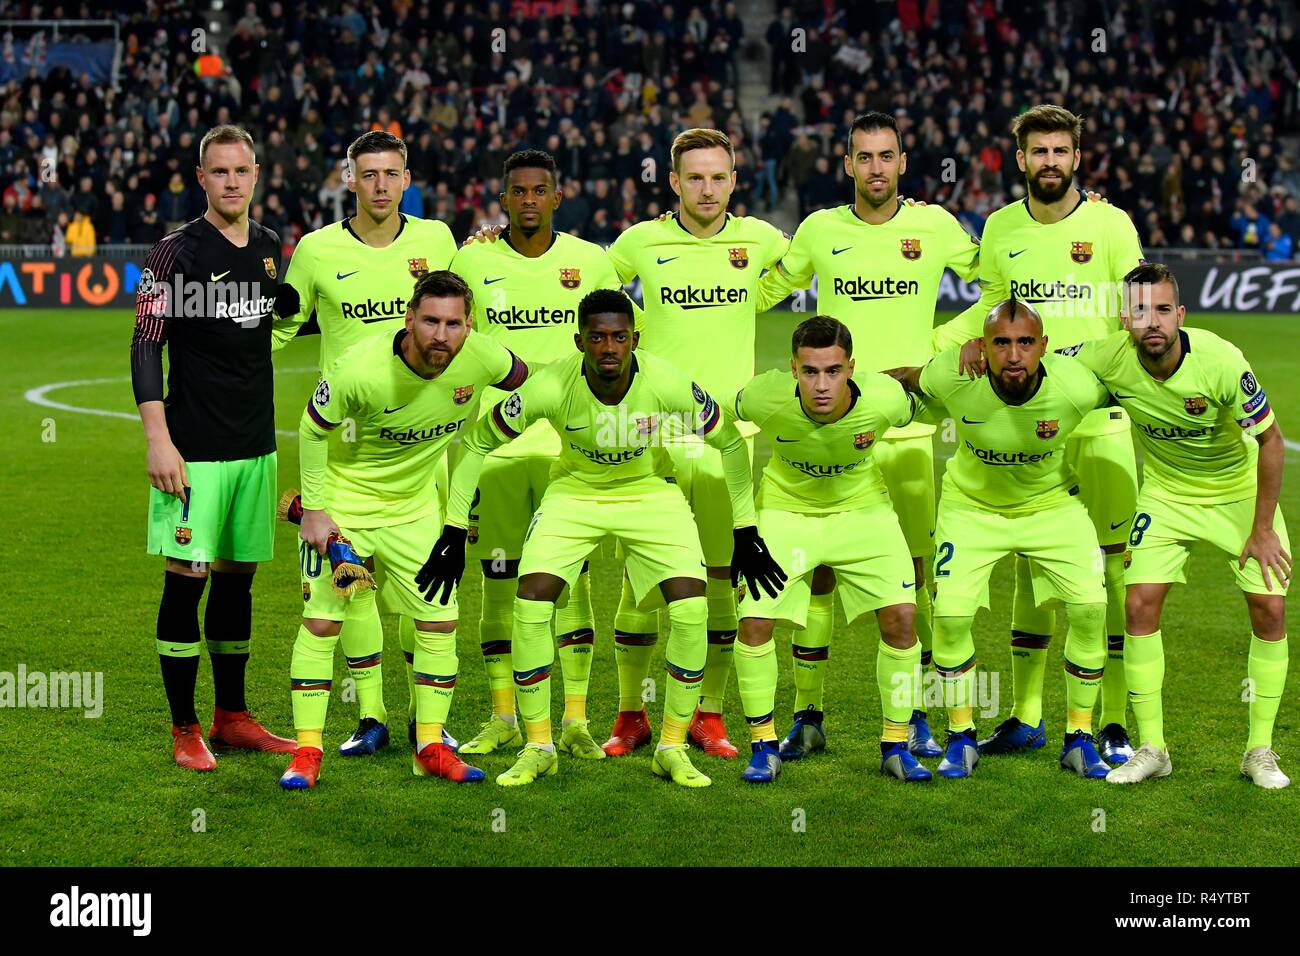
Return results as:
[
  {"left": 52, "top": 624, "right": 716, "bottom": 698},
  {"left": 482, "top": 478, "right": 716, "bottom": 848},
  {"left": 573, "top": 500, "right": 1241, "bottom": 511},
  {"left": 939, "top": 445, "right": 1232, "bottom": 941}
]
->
[
  {"left": 882, "top": 365, "right": 925, "bottom": 395},
  {"left": 1242, "top": 422, "right": 1292, "bottom": 591}
]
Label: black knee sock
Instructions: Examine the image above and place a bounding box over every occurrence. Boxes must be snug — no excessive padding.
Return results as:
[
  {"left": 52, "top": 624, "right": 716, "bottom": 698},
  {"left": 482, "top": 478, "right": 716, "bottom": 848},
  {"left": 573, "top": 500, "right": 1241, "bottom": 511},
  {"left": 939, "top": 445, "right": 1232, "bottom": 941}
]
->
[
  {"left": 158, "top": 571, "right": 207, "bottom": 727},
  {"left": 206, "top": 570, "right": 253, "bottom": 713}
]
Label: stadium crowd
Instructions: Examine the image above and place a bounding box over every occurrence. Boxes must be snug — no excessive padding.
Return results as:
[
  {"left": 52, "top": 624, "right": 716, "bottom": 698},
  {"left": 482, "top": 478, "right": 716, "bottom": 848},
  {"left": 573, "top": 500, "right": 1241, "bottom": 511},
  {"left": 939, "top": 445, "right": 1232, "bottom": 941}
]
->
[{"left": 0, "top": 0, "right": 1296, "bottom": 258}]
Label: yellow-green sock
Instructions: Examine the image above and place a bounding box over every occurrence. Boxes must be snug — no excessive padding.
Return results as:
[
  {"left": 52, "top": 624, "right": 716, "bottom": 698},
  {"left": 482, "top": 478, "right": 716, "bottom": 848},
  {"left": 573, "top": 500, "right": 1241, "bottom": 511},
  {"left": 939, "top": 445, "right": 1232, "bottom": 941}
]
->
[
  {"left": 793, "top": 591, "right": 833, "bottom": 712},
  {"left": 734, "top": 638, "right": 777, "bottom": 737},
  {"left": 661, "top": 596, "right": 707, "bottom": 744},
  {"left": 1062, "top": 602, "right": 1106, "bottom": 734},
  {"left": 555, "top": 568, "right": 595, "bottom": 717},
  {"left": 1097, "top": 552, "right": 1129, "bottom": 727},
  {"left": 413, "top": 628, "right": 457, "bottom": 749},
  {"left": 480, "top": 575, "right": 516, "bottom": 719},
  {"left": 1247, "top": 634, "right": 1289, "bottom": 751},
  {"left": 934, "top": 615, "right": 977, "bottom": 732},
  {"left": 512, "top": 597, "right": 555, "bottom": 746},
  {"left": 614, "top": 574, "right": 658, "bottom": 712},
  {"left": 1010, "top": 555, "right": 1053, "bottom": 726},
  {"left": 913, "top": 565, "right": 933, "bottom": 714},
  {"left": 290, "top": 623, "right": 337, "bottom": 741},
  {"left": 340, "top": 595, "right": 386, "bottom": 723},
  {"left": 398, "top": 614, "right": 416, "bottom": 721},
  {"left": 698, "top": 576, "right": 737, "bottom": 712},
  {"left": 877, "top": 638, "right": 921, "bottom": 739},
  {"left": 1124, "top": 630, "right": 1166, "bottom": 749}
]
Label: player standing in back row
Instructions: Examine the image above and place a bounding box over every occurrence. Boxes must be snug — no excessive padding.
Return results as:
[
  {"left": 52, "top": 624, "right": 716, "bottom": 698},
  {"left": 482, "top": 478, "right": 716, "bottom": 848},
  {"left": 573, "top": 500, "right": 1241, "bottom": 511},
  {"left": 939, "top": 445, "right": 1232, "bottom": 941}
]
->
[
  {"left": 131, "top": 124, "right": 300, "bottom": 770},
  {"left": 932, "top": 105, "right": 1146, "bottom": 763},
  {"left": 602, "top": 128, "right": 791, "bottom": 759}
]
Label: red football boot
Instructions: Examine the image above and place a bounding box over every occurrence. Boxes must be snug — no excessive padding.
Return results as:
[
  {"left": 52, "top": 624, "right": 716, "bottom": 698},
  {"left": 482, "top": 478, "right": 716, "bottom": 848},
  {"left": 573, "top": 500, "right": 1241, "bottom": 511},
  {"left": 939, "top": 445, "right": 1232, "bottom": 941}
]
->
[
  {"left": 601, "top": 709, "right": 653, "bottom": 756},
  {"left": 688, "top": 708, "right": 739, "bottom": 758},
  {"left": 208, "top": 707, "right": 297, "bottom": 753},
  {"left": 413, "top": 742, "right": 486, "bottom": 783},
  {"left": 279, "top": 747, "right": 323, "bottom": 790},
  {"left": 172, "top": 722, "right": 217, "bottom": 771}
]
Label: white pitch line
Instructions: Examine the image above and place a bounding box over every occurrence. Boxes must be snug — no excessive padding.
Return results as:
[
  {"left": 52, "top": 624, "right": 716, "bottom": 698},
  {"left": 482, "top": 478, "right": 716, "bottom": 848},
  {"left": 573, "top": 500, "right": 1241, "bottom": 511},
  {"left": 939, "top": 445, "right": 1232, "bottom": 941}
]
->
[{"left": 23, "top": 369, "right": 320, "bottom": 439}]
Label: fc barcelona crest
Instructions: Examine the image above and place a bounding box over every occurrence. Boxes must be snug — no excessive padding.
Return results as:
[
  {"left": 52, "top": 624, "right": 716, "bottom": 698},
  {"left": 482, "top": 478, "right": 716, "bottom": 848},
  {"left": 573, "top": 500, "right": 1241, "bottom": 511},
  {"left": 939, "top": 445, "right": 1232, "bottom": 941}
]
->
[
  {"left": 302, "top": 582, "right": 311, "bottom": 602},
  {"left": 175, "top": 526, "right": 192, "bottom": 546},
  {"left": 1184, "top": 396, "right": 1208, "bottom": 416},
  {"left": 728, "top": 247, "right": 749, "bottom": 269},
  {"left": 467, "top": 525, "right": 479, "bottom": 545},
  {"left": 453, "top": 385, "right": 474, "bottom": 405},
  {"left": 263, "top": 257, "right": 277, "bottom": 279},
  {"left": 1036, "top": 419, "right": 1060, "bottom": 440},
  {"left": 900, "top": 239, "right": 922, "bottom": 260},
  {"left": 559, "top": 268, "right": 581, "bottom": 289},
  {"left": 853, "top": 431, "right": 876, "bottom": 450},
  {"left": 636, "top": 416, "right": 657, "bottom": 437},
  {"left": 1070, "top": 242, "right": 1093, "bottom": 264},
  {"left": 408, "top": 257, "right": 429, "bottom": 278}
]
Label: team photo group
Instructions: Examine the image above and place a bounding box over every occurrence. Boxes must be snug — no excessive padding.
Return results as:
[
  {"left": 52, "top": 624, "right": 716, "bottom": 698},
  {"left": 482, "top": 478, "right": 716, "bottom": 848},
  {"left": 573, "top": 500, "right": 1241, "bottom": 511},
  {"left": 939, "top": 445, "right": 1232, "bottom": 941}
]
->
[{"left": 133, "top": 101, "right": 1291, "bottom": 797}]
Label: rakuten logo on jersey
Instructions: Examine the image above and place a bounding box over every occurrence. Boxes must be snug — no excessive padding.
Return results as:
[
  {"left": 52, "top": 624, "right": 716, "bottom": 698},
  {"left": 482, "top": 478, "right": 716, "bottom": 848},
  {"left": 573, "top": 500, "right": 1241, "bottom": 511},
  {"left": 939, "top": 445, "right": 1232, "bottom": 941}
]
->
[
  {"left": 659, "top": 285, "right": 748, "bottom": 310},
  {"left": 1137, "top": 422, "right": 1213, "bottom": 440},
  {"left": 781, "top": 455, "right": 868, "bottom": 477},
  {"left": 964, "top": 440, "right": 1055, "bottom": 465},
  {"left": 1008, "top": 278, "right": 1094, "bottom": 304},
  {"left": 342, "top": 297, "right": 407, "bottom": 320},
  {"left": 379, "top": 418, "right": 465, "bottom": 445},
  {"left": 485, "top": 305, "right": 577, "bottom": 328},
  {"left": 831, "top": 276, "right": 920, "bottom": 300}
]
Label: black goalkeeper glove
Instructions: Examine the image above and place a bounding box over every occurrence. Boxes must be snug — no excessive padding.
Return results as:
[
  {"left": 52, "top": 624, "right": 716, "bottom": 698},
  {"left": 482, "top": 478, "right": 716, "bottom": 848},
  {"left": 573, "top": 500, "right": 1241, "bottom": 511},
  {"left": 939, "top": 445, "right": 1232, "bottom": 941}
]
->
[
  {"left": 273, "top": 282, "right": 301, "bottom": 319},
  {"left": 730, "top": 525, "right": 787, "bottom": 600},
  {"left": 415, "top": 525, "right": 468, "bottom": 605}
]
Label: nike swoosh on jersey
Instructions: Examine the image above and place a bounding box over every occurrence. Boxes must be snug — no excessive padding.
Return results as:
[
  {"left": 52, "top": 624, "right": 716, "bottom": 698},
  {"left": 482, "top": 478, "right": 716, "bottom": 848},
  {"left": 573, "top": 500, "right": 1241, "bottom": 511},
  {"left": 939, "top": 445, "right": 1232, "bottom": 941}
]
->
[
  {"left": 337, "top": 271, "right": 359, "bottom": 280},
  {"left": 902, "top": 581, "right": 916, "bottom": 588},
  {"left": 1109, "top": 520, "right": 1129, "bottom": 530},
  {"left": 483, "top": 277, "right": 506, "bottom": 284},
  {"left": 1009, "top": 250, "right": 1027, "bottom": 258},
  {"left": 656, "top": 256, "right": 678, "bottom": 265},
  {"left": 961, "top": 416, "right": 985, "bottom": 424},
  {"left": 775, "top": 436, "right": 798, "bottom": 442},
  {"left": 1115, "top": 393, "right": 1138, "bottom": 399},
  {"left": 565, "top": 424, "right": 588, "bottom": 431},
  {"left": 210, "top": 271, "right": 231, "bottom": 281},
  {"left": 384, "top": 404, "right": 409, "bottom": 414},
  {"left": 831, "top": 247, "right": 852, "bottom": 255}
]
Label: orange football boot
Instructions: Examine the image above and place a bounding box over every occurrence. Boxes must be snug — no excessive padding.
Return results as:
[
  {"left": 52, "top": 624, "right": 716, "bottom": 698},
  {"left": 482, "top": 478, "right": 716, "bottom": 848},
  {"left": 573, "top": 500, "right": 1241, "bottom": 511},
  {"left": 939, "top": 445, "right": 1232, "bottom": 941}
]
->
[
  {"left": 172, "top": 722, "right": 217, "bottom": 771},
  {"left": 688, "top": 708, "right": 739, "bottom": 758},
  {"left": 601, "top": 709, "right": 653, "bottom": 756},
  {"left": 208, "top": 708, "right": 297, "bottom": 753}
]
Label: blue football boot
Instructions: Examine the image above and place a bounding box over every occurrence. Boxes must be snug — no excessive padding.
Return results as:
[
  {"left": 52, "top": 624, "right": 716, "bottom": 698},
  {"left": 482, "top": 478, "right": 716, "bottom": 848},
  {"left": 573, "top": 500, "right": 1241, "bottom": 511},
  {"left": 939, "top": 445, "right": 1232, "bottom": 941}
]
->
[
  {"left": 1096, "top": 723, "right": 1134, "bottom": 764},
  {"left": 937, "top": 730, "right": 980, "bottom": 778},
  {"left": 1060, "top": 731, "right": 1111, "bottom": 779},
  {"left": 908, "top": 709, "right": 942, "bottom": 758},
  {"left": 742, "top": 741, "right": 782, "bottom": 783},
  {"left": 339, "top": 717, "right": 390, "bottom": 756},
  {"left": 977, "top": 716, "right": 1046, "bottom": 754},
  {"left": 881, "top": 741, "right": 933, "bottom": 782},
  {"left": 778, "top": 708, "right": 825, "bottom": 760}
]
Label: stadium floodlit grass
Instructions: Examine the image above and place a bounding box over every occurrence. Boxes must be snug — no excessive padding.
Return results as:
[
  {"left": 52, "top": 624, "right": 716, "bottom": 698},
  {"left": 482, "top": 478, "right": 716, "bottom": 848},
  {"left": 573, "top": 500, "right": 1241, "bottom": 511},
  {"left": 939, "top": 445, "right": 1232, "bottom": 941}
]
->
[{"left": 2, "top": 306, "right": 1297, "bottom": 867}]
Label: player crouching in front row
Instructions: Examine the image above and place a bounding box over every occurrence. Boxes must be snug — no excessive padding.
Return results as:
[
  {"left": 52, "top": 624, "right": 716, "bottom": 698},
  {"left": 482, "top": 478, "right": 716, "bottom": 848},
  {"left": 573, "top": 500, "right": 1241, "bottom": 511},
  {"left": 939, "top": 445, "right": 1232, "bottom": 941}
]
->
[
  {"left": 417, "top": 288, "right": 786, "bottom": 787},
  {"left": 279, "top": 270, "right": 528, "bottom": 789},
  {"left": 732, "top": 317, "right": 932, "bottom": 783}
]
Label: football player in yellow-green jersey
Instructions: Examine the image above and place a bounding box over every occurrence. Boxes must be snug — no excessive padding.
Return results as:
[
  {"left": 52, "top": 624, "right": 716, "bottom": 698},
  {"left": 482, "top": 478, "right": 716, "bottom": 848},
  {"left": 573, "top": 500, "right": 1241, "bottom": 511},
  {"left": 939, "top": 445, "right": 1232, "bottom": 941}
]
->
[
  {"left": 931, "top": 106, "right": 1146, "bottom": 762},
  {"left": 1066, "top": 264, "right": 1291, "bottom": 789},
  {"left": 754, "top": 111, "right": 981, "bottom": 762},
  {"left": 894, "top": 299, "right": 1115, "bottom": 780},
  {"left": 278, "top": 271, "right": 528, "bottom": 791},
  {"left": 415, "top": 289, "right": 786, "bottom": 788},
  {"left": 272, "top": 132, "right": 459, "bottom": 758},
  {"left": 601, "top": 127, "right": 791, "bottom": 760},
  {"left": 448, "top": 149, "right": 624, "bottom": 760},
  {"left": 732, "top": 316, "right": 934, "bottom": 784}
]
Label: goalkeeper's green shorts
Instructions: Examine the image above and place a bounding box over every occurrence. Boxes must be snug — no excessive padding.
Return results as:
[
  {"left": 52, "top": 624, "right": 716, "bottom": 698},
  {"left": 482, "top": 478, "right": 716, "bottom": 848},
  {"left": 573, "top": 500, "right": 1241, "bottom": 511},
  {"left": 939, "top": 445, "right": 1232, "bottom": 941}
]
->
[{"left": 146, "top": 453, "right": 277, "bottom": 564}]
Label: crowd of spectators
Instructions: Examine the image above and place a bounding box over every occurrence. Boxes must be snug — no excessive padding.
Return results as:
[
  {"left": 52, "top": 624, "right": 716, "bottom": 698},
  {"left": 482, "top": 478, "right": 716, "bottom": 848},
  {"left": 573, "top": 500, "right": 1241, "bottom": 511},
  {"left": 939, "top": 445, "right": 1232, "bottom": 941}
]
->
[{"left": 0, "top": 0, "right": 1296, "bottom": 260}]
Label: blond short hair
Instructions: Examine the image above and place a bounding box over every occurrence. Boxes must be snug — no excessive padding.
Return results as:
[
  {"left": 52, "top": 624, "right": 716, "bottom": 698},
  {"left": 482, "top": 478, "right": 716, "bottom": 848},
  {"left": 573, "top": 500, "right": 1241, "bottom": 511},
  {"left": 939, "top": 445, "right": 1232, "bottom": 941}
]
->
[
  {"left": 1011, "top": 104, "right": 1083, "bottom": 153},
  {"left": 670, "top": 128, "right": 735, "bottom": 172},
  {"left": 199, "top": 125, "right": 256, "bottom": 167}
]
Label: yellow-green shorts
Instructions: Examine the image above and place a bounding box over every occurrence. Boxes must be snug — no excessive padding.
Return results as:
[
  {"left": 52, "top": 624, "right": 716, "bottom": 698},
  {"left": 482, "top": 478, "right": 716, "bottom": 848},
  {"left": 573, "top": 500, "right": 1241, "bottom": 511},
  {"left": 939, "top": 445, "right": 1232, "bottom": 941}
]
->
[
  {"left": 1124, "top": 492, "right": 1291, "bottom": 595},
  {"left": 146, "top": 452, "right": 277, "bottom": 564},
  {"left": 519, "top": 477, "right": 705, "bottom": 611},
  {"left": 1067, "top": 423, "right": 1139, "bottom": 549},
  {"left": 933, "top": 494, "right": 1106, "bottom": 617},
  {"left": 738, "top": 495, "right": 915, "bottom": 628},
  {"left": 300, "top": 510, "right": 456, "bottom": 623},
  {"left": 875, "top": 432, "right": 936, "bottom": 558},
  {"left": 666, "top": 437, "right": 754, "bottom": 568},
  {"left": 465, "top": 453, "right": 553, "bottom": 562}
]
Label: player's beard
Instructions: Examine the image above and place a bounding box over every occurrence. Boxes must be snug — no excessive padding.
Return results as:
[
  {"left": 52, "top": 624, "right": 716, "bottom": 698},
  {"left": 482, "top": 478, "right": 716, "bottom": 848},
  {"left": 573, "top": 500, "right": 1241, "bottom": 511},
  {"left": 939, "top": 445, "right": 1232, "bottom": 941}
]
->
[
  {"left": 855, "top": 173, "right": 897, "bottom": 210},
  {"left": 1027, "top": 165, "right": 1074, "bottom": 204},
  {"left": 422, "top": 343, "right": 456, "bottom": 374},
  {"left": 993, "top": 365, "right": 1036, "bottom": 400},
  {"left": 1137, "top": 329, "right": 1175, "bottom": 362}
]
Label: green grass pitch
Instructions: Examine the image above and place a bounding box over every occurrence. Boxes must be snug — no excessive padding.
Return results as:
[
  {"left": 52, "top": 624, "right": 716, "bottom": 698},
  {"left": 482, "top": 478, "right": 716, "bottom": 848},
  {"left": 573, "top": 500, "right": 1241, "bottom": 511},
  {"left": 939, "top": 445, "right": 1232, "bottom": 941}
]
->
[{"left": 2, "top": 307, "right": 1297, "bottom": 866}]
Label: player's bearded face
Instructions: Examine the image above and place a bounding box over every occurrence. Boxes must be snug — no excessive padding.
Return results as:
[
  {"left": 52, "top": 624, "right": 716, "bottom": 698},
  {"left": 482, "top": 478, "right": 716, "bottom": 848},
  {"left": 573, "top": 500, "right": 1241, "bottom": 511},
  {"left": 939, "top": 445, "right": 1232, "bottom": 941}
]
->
[
  {"left": 503, "top": 168, "right": 558, "bottom": 236},
  {"left": 406, "top": 296, "right": 470, "bottom": 373},
  {"left": 793, "top": 346, "right": 854, "bottom": 419},
  {"left": 1124, "top": 281, "right": 1184, "bottom": 360},
  {"left": 197, "top": 142, "right": 258, "bottom": 222},
  {"left": 1021, "top": 133, "right": 1079, "bottom": 204},
  {"left": 671, "top": 147, "right": 735, "bottom": 229},
  {"left": 351, "top": 151, "right": 410, "bottom": 222},
  {"left": 845, "top": 129, "right": 904, "bottom": 209},
  {"left": 985, "top": 319, "right": 1046, "bottom": 398}
]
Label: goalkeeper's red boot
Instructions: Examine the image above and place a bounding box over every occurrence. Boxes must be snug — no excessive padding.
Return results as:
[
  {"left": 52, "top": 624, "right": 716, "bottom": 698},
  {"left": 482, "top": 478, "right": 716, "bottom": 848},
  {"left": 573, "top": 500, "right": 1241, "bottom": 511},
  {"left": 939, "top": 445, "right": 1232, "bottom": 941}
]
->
[
  {"left": 601, "top": 709, "right": 653, "bottom": 756},
  {"left": 208, "top": 707, "right": 297, "bottom": 753},
  {"left": 172, "top": 723, "right": 217, "bottom": 772},
  {"left": 688, "top": 708, "right": 739, "bottom": 758}
]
